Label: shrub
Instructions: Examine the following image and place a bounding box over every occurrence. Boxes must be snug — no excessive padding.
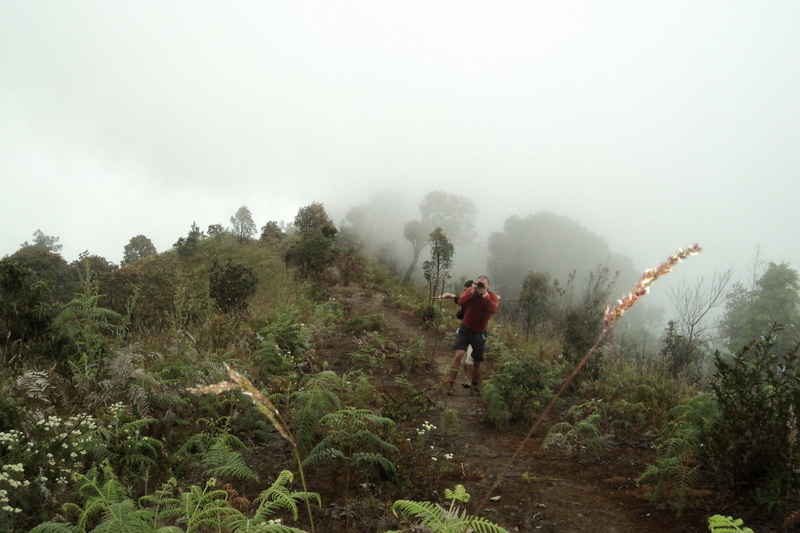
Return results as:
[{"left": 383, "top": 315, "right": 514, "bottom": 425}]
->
[
  {"left": 209, "top": 258, "right": 258, "bottom": 314},
  {"left": 707, "top": 326, "right": 800, "bottom": 510},
  {"left": 483, "top": 345, "right": 556, "bottom": 428},
  {"left": 342, "top": 311, "right": 386, "bottom": 335},
  {"left": 543, "top": 400, "right": 614, "bottom": 460}
]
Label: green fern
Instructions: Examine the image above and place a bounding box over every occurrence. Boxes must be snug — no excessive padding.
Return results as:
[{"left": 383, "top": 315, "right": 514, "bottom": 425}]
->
[
  {"left": 301, "top": 407, "right": 398, "bottom": 497},
  {"left": 707, "top": 514, "right": 754, "bottom": 532},
  {"left": 177, "top": 479, "right": 241, "bottom": 533},
  {"left": 95, "top": 415, "right": 163, "bottom": 479},
  {"left": 29, "top": 523, "right": 80, "bottom": 533},
  {"left": 389, "top": 484, "right": 510, "bottom": 533},
  {"left": 31, "top": 463, "right": 178, "bottom": 533},
  {"left": 200, "top": 440, "right": 259, "bottom": 482},
  {"left": 542, "top": 408, "right": 612, "bottom": 460},
  {"left": 636, "top": 392, "right": 715, "bottom": 515},
  {"left": 64, "top": 463, "right": 128, "bottom": 531},
  {"left": 290, "top": 371, "right": 342, "bottom": 453}
]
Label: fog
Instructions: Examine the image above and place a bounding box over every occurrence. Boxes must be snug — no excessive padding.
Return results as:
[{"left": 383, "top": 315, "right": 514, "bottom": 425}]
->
[{"left": 3, "top": 2, "right": 799, "bottom": 307}]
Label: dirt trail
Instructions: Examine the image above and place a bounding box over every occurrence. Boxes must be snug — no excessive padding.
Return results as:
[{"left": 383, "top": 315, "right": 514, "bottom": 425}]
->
[{"left": 336, "top": 286, "right": 713, "bottom": 532}]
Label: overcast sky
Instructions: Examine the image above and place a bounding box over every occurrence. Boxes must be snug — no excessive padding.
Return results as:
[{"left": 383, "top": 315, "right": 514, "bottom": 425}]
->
[{"left": 2, "top": 1, "right": 799, "bottom": 298}]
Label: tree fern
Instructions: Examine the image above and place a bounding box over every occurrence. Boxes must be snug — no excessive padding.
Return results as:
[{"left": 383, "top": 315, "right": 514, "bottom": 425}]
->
[{"left": 389, "top": 484, "right": 509, "bottom": 533}]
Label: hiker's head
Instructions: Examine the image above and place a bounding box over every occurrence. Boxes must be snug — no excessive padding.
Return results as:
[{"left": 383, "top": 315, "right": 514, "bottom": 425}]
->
[{"left": 474, "top": 276, "right": 490, "bottom": 289}]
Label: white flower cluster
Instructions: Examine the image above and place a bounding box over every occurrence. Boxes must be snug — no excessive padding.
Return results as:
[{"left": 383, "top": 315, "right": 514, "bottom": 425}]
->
[
  {"left": 109, "top": 402, "right": 128, "bottom": 415},
  {"left": 417, "top": 421, "right": 436, "bottom": 436},
  {"left": 1, "top": 413, "right": 99, "bottom": 524},
  {"left": 0, "top": 464, "right": 27, "bottom": 516}
]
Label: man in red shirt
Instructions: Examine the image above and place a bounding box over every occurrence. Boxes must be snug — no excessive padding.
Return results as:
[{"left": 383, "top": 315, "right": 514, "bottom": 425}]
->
[{"left": 446, "top": 275, "right": 500, "bottom": 396}]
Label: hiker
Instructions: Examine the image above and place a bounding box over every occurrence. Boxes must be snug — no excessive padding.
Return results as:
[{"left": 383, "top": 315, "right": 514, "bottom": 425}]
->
[
  {"left": 439, "top": 280, "right": 475, "bottom": 388},
  {"left": 445, "top": 275, "right": 499, "bottom": 396}
]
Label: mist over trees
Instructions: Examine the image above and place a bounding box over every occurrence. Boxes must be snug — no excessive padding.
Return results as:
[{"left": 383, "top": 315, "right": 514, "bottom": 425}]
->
[
  {"left": 721, "top": 262, "right": 800, "bottom": 356},
  {"left": 486, "top": 211, "right": 638, "bottom": 300},
  {"left": 4, "top": 199, "right": 800, "bottom": 529}
]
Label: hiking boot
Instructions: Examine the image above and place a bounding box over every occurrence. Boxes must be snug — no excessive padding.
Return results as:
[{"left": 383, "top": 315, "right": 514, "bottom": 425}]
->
[
  {"left": 470, "top": 385, "right": 481, "bottom": 397},
  {"left": 461, "top": 382, "right": 472, "bottom": 389},
  {"left": 446, "top": 382, "right": 455, "bottom": 396}
]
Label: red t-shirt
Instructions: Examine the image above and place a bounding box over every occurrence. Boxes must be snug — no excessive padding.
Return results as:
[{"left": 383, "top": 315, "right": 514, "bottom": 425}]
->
[{"left": 458, "top": 289, "right": 499, "bottom": 332}]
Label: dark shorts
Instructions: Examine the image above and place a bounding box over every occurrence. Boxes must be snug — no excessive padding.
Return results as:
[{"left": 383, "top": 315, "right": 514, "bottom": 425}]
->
[{"left": 451, "top": 325, "right": 487, "bottom": 362}]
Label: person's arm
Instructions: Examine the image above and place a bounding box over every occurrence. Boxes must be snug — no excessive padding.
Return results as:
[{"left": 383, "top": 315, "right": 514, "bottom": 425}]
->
[
  {"left": 457, "top": 289, "right": 474, "bottom": 306},
  {"left": 483, "top": 291, "right": 500, "bottom": 313}
]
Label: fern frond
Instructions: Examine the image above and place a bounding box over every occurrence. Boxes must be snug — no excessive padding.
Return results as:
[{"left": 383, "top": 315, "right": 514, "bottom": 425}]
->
[
  {"left": 707, "top": 514, "right": 754, "bottom": 532},
  {"left": 200, "top": 441, "right": 259, "bottom": 482},
  {"left": 290, "top": 377, "right": 342, "bottom": 453},
  {"left": 348, "top": 429, "right": 399, "bottom": 452},
  {"left": 178, "top": 481, "right": 242, "bottom": 532},
  {"left": 226, "top": 517, "right": 310, "bottom": 533},
  {"left": 29, "top": 523, "right": 79, "bottom": 533},
  {"left": 253, "top": 470, "right": 321, "bottom": 522},
  {"left": 92, "top": 499, "right": 153, "bottom": 533},
  {"left": 302, "top": 445, "right": 346, "bottom": 467},
  {"left": 14, "top": 369, "right": 52, "bottom": 403},
  {"left": 350, "top": 451, "right": 398, "bottom": 478},
  {"left": 391, "top": 498, "right": 510, "bottom": 533},
  {"left": 391, "top": 499, "right": 446, "bottom": 523}
]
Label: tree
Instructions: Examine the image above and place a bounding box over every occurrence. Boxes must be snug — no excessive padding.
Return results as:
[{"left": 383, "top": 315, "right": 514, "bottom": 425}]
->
[
  {"left": 293, "top": 202, "right": 336, "bottom": 238},
  {"left": 664, "top": 268, "right": 733, "bottom": 378},
  {"left": 403, "top": 191, "right": 477, "bottom": 282},
  {"left": 669, "top": 268, "right": 733, "bottom": 345},
  {"left": 173, "top": 222, "right": 205, "bottom": 256},
  {"left": 72, "top": 252, "right": 117, "bottom": 281},
  {"left": 402, "top": 220, "right": 428, "bottom": 283},
  {"left": 561, "top": 264, "right": 618, "bottom": 380},
  {"left": 207, "top": 224, "right": 226, "bottom": 237},
  {"left": 230, "top": 206, "right": 256, "bottom": 243},
  {"left": 418, "top": 191, "right": 477, "bottom": 245},
  {"left": 720, "top": 262, "right": 800, "bottom": 356},
  {"left": 285, "top": 203, "right": 338, "bottom": 281},
  {"left": 122, "top": 235, "right": 157, "bottom": 266},
  {"left": 487, "top": 211, "right": 636, "bottom": 299},
  {"left": 336, "top": 224, "right": 365, "bottom": 285},
  {"left": 20, "top": 229, "right": 62, "bottom": 253},
  {"left": 260, "top": 221, "right": 284, "bottom": 241},
  {"left": 517, "top": 271, "right": 563, "bottom": 340},
  {"left": 10, "top": 246, "right": 78, "bottom": 304},
  {"left": 422, "top": 227, "right": 454, "bottom": 302},
  {"left": 0, "top": 257, "right": 55, "bottom": 365},
  {"left": 344, "top": 191, "right": 414, "bottom": 272}
]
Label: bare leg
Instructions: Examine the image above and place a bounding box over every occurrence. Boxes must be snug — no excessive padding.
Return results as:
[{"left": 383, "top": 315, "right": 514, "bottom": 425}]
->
[
  {"left": 465, "top": 363, "right": 473, "bottom": 383},
  {"left": 472, "top": 361, "right": 481, "bottom": 386},
  {"left": 447, "top": 350, "right": 465, "bottom": 383}
]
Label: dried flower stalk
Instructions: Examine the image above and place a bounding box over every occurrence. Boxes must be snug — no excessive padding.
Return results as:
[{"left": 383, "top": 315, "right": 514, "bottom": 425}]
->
[
  {"left": 188, "top": 363, "right": 297, "bottom": 447},
  {"left": 603, "top": 243, "right": 702, "bottom": 332}
]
